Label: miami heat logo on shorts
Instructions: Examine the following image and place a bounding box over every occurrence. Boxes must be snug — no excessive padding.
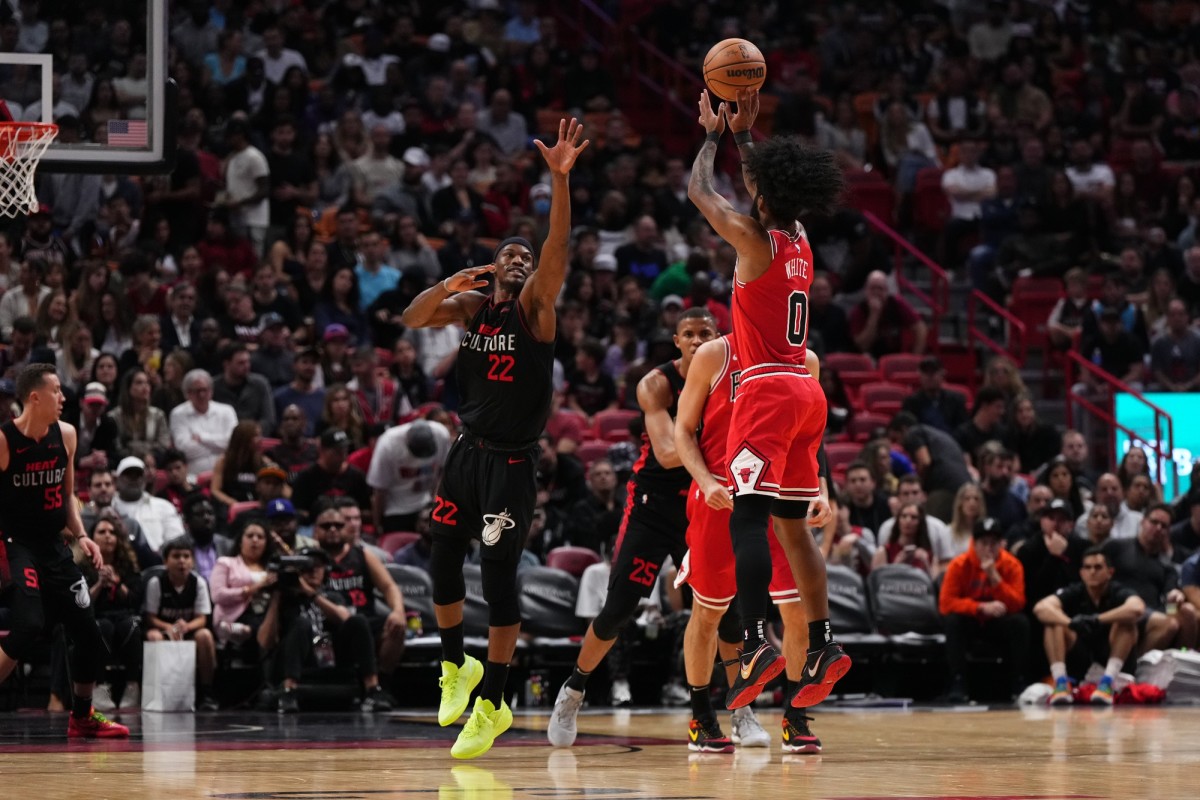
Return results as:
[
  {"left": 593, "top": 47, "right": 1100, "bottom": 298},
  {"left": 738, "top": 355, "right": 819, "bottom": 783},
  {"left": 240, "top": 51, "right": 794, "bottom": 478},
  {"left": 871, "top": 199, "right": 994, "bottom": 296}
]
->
[
  {"left": 480, "top": 509, "right": 516, "bottom": 546},
  {"left": 70, "top": 576, "right": 90, "bottom": 609}
]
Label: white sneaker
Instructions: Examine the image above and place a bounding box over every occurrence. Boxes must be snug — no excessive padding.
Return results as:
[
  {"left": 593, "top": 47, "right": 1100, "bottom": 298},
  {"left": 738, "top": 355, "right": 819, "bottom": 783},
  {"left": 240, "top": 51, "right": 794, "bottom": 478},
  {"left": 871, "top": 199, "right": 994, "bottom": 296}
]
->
[
  {"left": 661, "top": 680, "right": 689, "bottom": 706},
  {"left": 547, "top": 683, "right": 585, "bottom": 747},
  {"left": 92, "top": 683, "right": 115, "bottom": 712},
  {"left": 611, "top": 679, "right": 632, "bottom": 707},
  {"left": 121, "top": 683, "right": 141, "bottom": 710},
  {"left": 730, "top": 706, "right": 770, "bottom": 747}
]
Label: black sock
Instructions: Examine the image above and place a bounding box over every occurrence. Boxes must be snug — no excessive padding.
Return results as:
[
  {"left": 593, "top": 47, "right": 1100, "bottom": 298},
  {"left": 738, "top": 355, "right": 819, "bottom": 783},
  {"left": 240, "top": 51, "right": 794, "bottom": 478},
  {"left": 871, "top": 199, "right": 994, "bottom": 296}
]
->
[
  {"left": 565, "top": 666, "right": 591, "bottom": 692},
  {"left": 784, "top": 679, "right": 800, "bottom": 706},
  {"left": 71, "top": 692, "right": 93, "bottom": 720},
  {"left": 784, "top": 681, "right": 808, "bottom": 722},
  {"left": 690, "top": 684, "right": 715, "bottom": 723},
  {"left": 480, "top": 661, "right": 509, "bottom": 706},
  {"left": 742, "top": 619, "right": 766, "bottom": 654},
  {"left": 807, "top": 619, "right": 832, "bottom": 651},
  {"left": 440, "top": 622, "right": 465, "bottom": 666}
]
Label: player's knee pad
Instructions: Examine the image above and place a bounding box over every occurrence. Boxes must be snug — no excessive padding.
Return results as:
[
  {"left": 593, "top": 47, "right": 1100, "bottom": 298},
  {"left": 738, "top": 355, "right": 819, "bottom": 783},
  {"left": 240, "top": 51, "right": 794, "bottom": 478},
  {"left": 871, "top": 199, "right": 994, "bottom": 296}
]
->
[
  {"left": 590, "top": 584, "right": 643, "bottom": 641},
  {"left": 717, "top": 604, "right": 742, "bottom": 645},
  {"left": 480, "top": 561, "right": 521, "bottom": 627},
  {"left": 429, "top": 538, "right": 469, "bottom": 606},
  {"left": 770, "top": 498, "right": 811, "bottom": 520}
]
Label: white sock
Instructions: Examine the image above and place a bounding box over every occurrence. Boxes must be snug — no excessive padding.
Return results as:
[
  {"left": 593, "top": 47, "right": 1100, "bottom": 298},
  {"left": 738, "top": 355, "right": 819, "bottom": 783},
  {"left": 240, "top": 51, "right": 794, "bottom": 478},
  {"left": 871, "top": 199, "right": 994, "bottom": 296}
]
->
[
  {"left": 1105, "top": 657, "right": 1124, "bottom": 679},
  {"left": 1050, "top": 662, "right": 1067, "bottom": 681}
]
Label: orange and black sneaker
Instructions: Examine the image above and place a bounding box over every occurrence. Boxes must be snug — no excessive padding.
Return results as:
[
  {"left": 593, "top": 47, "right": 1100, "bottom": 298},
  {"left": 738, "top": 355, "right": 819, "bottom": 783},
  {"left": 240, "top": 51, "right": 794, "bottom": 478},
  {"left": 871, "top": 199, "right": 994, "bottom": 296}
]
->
[
  {"left": 781, "top": 714, "right": 822, "bottom": 754},
  {"left": 687, "top": 717, "right": 734, "bottom": 753},
  {"left": 67, "top": 709, "right": 130, "bottom": 739},
  {"left": 791, "top": 641, "right": 851, "bottom": 708},
  {"left": 724, "top": 642, "right": 786, "bottom": 710}
]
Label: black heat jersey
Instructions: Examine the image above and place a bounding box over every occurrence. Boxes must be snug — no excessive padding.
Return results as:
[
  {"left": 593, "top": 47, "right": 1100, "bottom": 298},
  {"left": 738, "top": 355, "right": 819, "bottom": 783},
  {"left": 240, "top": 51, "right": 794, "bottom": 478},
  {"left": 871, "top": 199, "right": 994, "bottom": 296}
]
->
[
  {"left": 0, "top": 420, "right": 69, "bottom": 556},
  {"left": 326, "top": 544, "right": 379, "bottom": 615},
  {"left": 456, "top": 295, "right": 555, "bottom": 445},
  {"left": 629, "top": 361, "right": 690, "bottom": 497},
  {"left": 150, "top": 572, "right": 202, "bottom": 623}
]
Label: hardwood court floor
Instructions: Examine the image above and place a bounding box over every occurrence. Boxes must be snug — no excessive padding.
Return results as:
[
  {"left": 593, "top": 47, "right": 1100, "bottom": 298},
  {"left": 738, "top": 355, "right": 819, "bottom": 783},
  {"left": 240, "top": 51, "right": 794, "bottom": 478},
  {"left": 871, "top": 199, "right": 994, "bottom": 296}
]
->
[{"left": 1, "top": 705, "right": 1199, "bottom": 799}]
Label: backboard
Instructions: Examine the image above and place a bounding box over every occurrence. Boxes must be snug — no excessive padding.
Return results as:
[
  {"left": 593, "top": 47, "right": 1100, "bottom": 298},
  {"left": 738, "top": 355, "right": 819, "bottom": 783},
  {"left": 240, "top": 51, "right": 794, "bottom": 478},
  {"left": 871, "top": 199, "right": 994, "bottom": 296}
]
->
[{"left": 0, "top": 0, "right": 174, "bottom": 174}]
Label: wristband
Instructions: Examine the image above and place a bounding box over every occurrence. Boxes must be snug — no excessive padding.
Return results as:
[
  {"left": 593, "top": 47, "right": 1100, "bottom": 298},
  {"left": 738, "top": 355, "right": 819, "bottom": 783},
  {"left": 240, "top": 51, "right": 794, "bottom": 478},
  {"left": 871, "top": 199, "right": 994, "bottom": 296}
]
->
[
  {"left": 733, "top": 130, "right": 753, "bottom": 145},
  {"left": 705, "top": 130, "right": 721, "bottom": 144},
  {"left": 442, "top": 278, "right": 456, "bottom": 294}
]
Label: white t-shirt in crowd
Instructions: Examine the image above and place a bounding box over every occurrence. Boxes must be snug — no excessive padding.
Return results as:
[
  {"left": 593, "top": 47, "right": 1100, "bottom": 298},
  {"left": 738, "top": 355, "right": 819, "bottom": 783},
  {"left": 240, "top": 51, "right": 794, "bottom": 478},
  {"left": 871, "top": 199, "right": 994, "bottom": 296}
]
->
[
  {"left": 366, "top": 421, "right": 453, "bottom": 516},
  {"left": 941, "top": 164, "right": 996, "bottom": 220},
  {"left": 225, "top": 145, "right": 271, "bottom": 229}
]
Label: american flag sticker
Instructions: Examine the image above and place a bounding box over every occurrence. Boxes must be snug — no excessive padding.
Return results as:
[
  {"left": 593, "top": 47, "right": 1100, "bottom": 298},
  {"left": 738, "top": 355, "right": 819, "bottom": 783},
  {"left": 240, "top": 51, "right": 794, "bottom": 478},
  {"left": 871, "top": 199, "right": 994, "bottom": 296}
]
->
[{"left": 108, "top": 119, "right": 148, "bottom": 148}]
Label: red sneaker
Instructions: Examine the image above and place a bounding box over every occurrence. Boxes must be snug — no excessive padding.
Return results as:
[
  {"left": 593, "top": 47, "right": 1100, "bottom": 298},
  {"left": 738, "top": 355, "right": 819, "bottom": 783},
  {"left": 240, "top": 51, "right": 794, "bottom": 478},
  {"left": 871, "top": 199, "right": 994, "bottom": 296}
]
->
[{"left": 67, "top": 709, "right": 130, "bottom": 739}]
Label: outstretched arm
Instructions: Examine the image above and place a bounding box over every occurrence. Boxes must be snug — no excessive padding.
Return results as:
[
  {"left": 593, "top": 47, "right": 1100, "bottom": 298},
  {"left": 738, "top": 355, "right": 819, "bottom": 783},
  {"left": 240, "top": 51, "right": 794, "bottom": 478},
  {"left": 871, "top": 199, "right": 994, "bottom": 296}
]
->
[
  {"left": 687, "top": 91, "right": 771, "bottom": 278},
  {"left": 727, "top": 88, "right": 760, "bottom": 198},
  {"left": 400, "top": 266, "right": 494, "bottom": 330},
  {"left": 521, "top": 117, "right": 590, "bottom": 343}
]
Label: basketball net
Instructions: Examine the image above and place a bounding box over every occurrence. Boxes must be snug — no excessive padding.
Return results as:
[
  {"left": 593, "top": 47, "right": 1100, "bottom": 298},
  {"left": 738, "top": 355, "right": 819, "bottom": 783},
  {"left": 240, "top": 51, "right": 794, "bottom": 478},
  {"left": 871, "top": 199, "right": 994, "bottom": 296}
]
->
[{"left": 0, "top": 99, "right": 58, "bottom": 219}]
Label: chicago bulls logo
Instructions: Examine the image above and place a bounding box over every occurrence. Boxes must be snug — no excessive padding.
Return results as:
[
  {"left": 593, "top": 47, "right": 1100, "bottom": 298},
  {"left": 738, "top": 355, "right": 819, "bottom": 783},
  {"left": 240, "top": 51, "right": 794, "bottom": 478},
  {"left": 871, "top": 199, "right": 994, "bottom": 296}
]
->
[{"left": 739, "top": 467, "right": 754, "bottom": 484}]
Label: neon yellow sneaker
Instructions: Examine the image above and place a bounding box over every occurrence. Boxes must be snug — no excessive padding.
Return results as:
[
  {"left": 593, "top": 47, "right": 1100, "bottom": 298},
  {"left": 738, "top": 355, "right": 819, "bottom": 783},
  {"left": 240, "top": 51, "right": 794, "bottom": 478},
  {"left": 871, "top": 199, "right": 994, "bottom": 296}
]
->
[
  {"left": 438, "top": 655, "right": 484, "bottom": 726},
  {"left": 450, "top": 696, "right": 513, "bottom": 760}
]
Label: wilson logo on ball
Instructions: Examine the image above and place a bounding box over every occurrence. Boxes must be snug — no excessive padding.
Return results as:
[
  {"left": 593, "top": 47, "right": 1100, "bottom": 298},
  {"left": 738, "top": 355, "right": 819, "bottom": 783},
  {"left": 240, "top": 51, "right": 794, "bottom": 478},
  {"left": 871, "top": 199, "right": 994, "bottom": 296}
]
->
[{"left": 725, "top": 67, "right": 765, "bottom": 79}]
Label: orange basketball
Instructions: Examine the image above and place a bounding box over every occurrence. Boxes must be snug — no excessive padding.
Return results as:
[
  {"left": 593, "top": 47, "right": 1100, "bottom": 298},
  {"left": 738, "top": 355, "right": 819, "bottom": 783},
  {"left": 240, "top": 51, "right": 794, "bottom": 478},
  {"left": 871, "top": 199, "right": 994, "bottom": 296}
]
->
[{"left": 703, "top": 38, "right": 766, "bottom": 102}]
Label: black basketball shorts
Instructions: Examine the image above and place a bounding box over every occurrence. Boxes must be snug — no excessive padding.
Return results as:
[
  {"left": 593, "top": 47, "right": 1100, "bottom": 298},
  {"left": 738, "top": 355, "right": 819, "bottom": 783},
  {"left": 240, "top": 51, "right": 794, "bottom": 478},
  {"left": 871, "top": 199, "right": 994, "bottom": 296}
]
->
[
  {"left": 608, "top": 485, "right": 689, "bottom": 600},
  {"left": 0, "top": 538, "right": 95, "bottom": 658}
]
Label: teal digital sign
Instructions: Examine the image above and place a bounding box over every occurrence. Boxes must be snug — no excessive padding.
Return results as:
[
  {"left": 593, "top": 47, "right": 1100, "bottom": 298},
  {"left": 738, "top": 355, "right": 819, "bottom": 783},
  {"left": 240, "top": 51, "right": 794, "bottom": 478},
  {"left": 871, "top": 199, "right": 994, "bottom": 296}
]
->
[{"left": 1113, "top": 392, "right": 1197, "bottom": 502}]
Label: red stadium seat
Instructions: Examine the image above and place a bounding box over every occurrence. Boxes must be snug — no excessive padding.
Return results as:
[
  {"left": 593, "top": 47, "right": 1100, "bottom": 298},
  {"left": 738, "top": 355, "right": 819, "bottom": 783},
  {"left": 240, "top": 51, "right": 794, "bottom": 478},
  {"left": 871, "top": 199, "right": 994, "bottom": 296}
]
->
[
  {"left": 196, "top": 471, "right": 212, "bottom": 490},
  {"left": 879, "top": 354, "right": 924, "bottom": 382},
  {"left": 826, "top": 442, "right": 861, "bottom": 474},
  {"left": 848, "top": 412, "right": 891, "bottom": 442},
  {"left": 912, "top": 168, "right": 950, "bottom": 234},
  {"left": 873, "top": 399, "right": 903, "bottom": 416},
  {"left": 592, "top": 409, "right": 640, "bottom": 442},
  {"left": 227, "top": 501, "right": 260, "bottom": 523},
  {"left": 859, "top": 382, "right": 909, "bottom": 412},
  {"left": 378, "top": 531, "right": 421, "bottom": 555},
  {"left": 824, "top": 353, "right": 876, "bottom": 374},
  {"left": 944, "top": 383, "right": 974, "bottom": 407},
  {"left": 545, "top": 546, "right": 603, "bottom": 579},
  {"left": 576, "top": 439, "right": 612, "bottom": 469}
]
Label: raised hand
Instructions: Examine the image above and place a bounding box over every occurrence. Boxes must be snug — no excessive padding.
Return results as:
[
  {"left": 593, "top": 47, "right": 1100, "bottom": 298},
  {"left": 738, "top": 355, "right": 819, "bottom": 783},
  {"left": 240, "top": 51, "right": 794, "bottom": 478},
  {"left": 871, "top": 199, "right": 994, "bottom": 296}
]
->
[
  {"left": 698, "top": 90, "right": 726, "bottom": 135},
  {"left": 535, "top": 117, "right": 590, "bottom": 176},
  {"left": 443, "top": 264, "right": 496, "bottom": 293},
  {"left": 726, "top": 87, "right": 760, "bottom": 133}
]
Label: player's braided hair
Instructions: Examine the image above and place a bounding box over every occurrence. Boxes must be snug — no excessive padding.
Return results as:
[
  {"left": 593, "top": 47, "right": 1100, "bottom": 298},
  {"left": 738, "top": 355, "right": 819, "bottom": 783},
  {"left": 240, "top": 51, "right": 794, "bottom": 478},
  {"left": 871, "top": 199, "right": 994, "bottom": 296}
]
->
[{"left": 743, "top": 137, "right": 844, "bottom": 222}]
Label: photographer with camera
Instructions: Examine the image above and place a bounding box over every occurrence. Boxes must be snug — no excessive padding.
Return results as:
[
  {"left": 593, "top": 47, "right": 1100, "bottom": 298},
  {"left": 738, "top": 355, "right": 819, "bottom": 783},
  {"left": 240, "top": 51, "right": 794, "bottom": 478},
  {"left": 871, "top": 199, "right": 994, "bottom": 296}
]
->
[
  {"left": 311, "top": 499, "right": 409, "bottom": 675},
  {"left": 256, "top": 542, "right": 395, "bottom": 714}
]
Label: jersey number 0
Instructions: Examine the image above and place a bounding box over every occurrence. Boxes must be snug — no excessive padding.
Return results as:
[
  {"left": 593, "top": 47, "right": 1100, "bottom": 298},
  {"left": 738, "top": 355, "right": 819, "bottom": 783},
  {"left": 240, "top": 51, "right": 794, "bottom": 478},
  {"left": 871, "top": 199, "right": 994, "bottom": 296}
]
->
[{"left": 787, "top": 291, "right": 809, "bottom": 347}]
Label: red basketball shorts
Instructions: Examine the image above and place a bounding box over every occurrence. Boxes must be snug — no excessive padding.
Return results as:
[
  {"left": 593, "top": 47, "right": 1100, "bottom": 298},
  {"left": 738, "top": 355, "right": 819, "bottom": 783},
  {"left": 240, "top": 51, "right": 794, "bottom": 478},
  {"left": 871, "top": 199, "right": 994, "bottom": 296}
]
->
[
  {"left": 726, "top": 372, "right": 826, "bottom": 500},
  {"left": 677, "top": 482, "right": 798, "bottom": 610}
]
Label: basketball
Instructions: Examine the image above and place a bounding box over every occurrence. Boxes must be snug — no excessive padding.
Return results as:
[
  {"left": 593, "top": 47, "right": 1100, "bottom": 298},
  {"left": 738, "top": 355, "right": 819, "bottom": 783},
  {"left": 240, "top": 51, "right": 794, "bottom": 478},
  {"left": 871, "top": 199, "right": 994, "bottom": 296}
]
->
[{"left": 703, "top": 38, "right": 766, "bottom": 101}]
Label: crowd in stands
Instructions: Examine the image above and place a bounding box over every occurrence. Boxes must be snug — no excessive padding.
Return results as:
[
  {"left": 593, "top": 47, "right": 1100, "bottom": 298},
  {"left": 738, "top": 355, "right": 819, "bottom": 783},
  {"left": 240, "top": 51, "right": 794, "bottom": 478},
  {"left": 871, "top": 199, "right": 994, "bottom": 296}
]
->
[{"left": 0, "top": 0, "right": 1198, "bottom": 710}]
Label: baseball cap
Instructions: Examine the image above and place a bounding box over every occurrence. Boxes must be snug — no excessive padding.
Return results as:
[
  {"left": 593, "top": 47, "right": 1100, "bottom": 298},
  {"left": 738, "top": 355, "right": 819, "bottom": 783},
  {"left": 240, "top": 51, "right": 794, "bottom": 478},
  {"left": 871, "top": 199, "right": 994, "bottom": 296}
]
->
[
  {"left": 1043, "top": 498, "right": 1075, "bottom": 518},
  {"left": 257, "top": 465, "right": 288, "bottom": 482},
  {"left": 529, "top": 183, "right": 552, "bottom": 200},
  {"left": 661, "top": 294, "right": 685, "bottom": 309},
  {"left": 593, "top": 253, "right": 617, "bottom": 272},
  {"left": 266, "top": 498, "right": 296, "bottom": 518},
  {"left": 406, "top": 420, "right": 437, "bottom": 459},
  {"left": 83, "top": 382, "right": 109, "bottom": 404},
  {"left": 321, "top": 429, "right": 350, "bottom": 449},
  {"left": 402, "top": 147, "right": 430, "bottom": 168},
  {"left": 427, "top": 32, "right": 451, "bottom": 53},
  {"left": 0, "top": 379, "right": 14, "bottom": 396},
  {"left": 117, "top": 456, "right": 146, "bottom": 475},
  {"left": 323, "top": 323, "right": 350, "bottom": 342},
  {"left": 972, "top": 517, "right": 1003, "bottom": 540},
  {"left": 260, "top": 312, "right": 286, "bottom": 330}
]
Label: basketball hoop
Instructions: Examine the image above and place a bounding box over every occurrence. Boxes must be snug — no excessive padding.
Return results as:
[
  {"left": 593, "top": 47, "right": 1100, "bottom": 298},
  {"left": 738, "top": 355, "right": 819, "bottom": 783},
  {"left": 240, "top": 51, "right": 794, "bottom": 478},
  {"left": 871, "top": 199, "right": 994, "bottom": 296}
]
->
[{"left": 0, "top": 122, "right": 58, "bottom": 219}]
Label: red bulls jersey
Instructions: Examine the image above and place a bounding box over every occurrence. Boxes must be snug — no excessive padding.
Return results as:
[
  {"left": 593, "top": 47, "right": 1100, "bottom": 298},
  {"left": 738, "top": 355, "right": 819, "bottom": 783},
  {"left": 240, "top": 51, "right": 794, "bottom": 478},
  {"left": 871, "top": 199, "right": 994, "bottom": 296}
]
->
[{"left": 731, "top": 226, "right": 814, "bottom": 381}]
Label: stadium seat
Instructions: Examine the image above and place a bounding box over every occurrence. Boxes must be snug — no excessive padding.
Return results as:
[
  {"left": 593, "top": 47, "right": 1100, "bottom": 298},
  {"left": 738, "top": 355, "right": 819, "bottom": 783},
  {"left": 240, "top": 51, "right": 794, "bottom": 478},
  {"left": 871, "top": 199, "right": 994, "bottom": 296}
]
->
[
  {"left": 545, "top": 546, "right": 602, "bottom": 578},
  {"left": 912, "top": 168, "right": 950, "bottom": 234},
  {"left": 879, "top": 354, "right": 924, "bottom": 382},
  {"left": 859, "top": 382, "right": 909, "bottom": 412},
  {"left": 592, "top": 408, "right": 640, "bottom": 442},
  {"left": 827, "top": 565, "right": 875, "bottom": 636},
  {"left": 847, "top": 412, "right": 891, "bottom": 442},
  {"left": 826, "top": 442, "right": 861, "bottom": 474},
  {"left": 196, "top": 471, "right": 212, "bottom": 490},
  {"left": 518, "top": 566, "right": 586, "bottom": 639},
  {"left": 227, "top": 500, "right": 260, "bottom": 523},
  {"left": 461, "top": 564, "right": 491, "bottom": 641},
  {"left": 943, "top": 382, "right": 973, "bottom": 407},
  {"left": 385, "top": 564, "right": 436, "bottom": 632},
  {"left": 824, "top": 352, "right": 876, "bottom": 374},
  {"left": 576, "top": 439, "right": 611, "bottom": 469},
  {"left": 378, "top": 531, "right": 420, "bottom": 555},
  {"left": 867, "top": 565, "right": 944, "bottom": 638}
]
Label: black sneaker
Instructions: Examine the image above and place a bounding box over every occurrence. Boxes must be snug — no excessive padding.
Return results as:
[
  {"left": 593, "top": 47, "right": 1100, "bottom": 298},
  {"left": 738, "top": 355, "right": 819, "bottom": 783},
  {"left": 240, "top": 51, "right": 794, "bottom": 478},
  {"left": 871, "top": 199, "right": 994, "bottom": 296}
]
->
[
  {"left": 278, "top": 689, "right": 300, "bottom": 714},
  {"left": 781, "top": 714, "right": 822, "bottom": 754},
  {"left": 725, "top": 642, "right": 786, "bottom": 710},
  {"left": 197, "top": 692, "right": 220, "bottom": 712},
  {"left": 791, "top": 641, "right": 851, "bottom": 708},
  {"left": 687, "top": 717, "right": 734, "bottom": 753},
  {"left": 361, "top": 685, "right": 395, "bottom": 713}
]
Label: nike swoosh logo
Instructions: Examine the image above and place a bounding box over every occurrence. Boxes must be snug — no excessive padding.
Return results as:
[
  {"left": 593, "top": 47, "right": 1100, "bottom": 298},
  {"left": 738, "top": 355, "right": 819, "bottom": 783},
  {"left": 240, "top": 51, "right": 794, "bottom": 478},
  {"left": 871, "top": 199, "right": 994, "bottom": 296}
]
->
[
  {"left": 508, "top": 457, "right": 525, "bottom": 464},
  {"left": 782, "top": 728, "right": 791, "bottom": 741},
  {"left": 740, "top": 649, "right": 761, "bottom": 681},
  {"left": 806, "top": 652, "right": 825, "bottom": 679},
  {"left": 15, "top": 446, "right": 31, "bottom": 454},
  {"left": 688, "top": 727, "right": 699, "bottom": 742}
]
